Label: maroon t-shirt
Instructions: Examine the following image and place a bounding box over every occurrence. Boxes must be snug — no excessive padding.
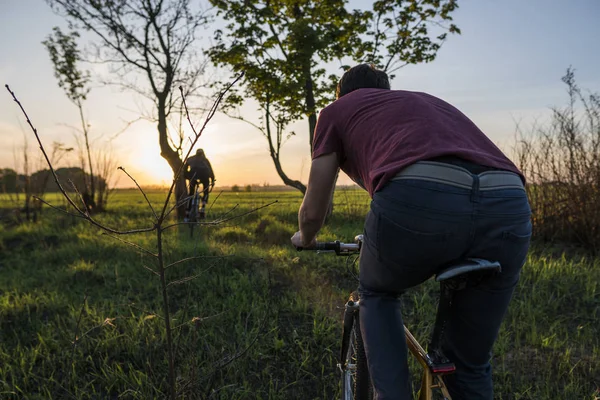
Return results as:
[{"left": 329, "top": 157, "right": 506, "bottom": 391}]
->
[{"left": 312, "top": 88, "right": 523, "bottom": 197}]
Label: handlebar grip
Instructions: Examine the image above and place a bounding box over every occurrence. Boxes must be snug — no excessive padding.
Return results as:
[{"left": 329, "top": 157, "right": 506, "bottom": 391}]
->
[{"left": 315, "top": 242, "right": 339, "bottom": 251}]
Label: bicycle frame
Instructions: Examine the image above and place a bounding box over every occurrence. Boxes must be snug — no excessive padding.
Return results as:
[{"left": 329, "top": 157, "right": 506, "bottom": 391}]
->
[
  {"left": 339, "top": 297, "right": 452, "bottom": 400},
  {"left": 188, "top": 186, "right": 200, "bottom": 221},
  {"left": 404, "top": 327, "right": 452, "bottom": 400},
  {"left": 187, "top": 178, "right": 214, "bottom": 220},
  {"left": 303, "top": 235, "right": 453, "bottom": 400}
]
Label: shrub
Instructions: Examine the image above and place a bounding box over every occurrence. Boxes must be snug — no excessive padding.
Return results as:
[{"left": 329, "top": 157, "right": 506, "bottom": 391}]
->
[{"left": 514, "top": 67, "right": 600, "bottom": 253}]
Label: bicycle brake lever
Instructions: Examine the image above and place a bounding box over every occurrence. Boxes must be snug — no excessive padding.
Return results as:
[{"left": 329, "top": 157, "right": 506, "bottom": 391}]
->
[{"left": 316, "top": 250, "right": 336, "bottom": 254}]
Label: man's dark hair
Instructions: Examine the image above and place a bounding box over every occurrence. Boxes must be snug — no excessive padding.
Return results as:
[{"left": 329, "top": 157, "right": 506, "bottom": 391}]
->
[{"left": 336, "top": 64, "right": 391, "bottom": 99}]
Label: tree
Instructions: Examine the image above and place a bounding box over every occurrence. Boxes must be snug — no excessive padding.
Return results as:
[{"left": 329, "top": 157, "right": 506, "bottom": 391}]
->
[
  {"left": 47, "top": 0, "right": 210, "bottom": 218},
  {"left": 209, "top": 0, "right": 460, "bottom": 194},
  {"left": 14, "top": 135, "right": 73, "bottom": 222},
  {"left": 43, "top": 27, "right": 98, "bottom": 210}
]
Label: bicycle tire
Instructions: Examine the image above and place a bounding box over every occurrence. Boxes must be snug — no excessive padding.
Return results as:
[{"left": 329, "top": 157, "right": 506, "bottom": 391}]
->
[
  {"left": 188, "top": 193, "right": 199, "bottom": 238},
  {"left": 342, "top": 292, "right": 373, "bottom": 400}
]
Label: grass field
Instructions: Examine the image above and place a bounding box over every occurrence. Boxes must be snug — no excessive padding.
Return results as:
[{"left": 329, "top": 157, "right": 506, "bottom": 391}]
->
[{"left": 0, "top": 189, "right": 599, "bottom": 399}]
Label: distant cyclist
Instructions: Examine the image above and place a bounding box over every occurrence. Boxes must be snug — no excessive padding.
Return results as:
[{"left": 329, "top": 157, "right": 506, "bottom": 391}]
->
[{"left": 184, "top": 149, "right": 215, "bottom": 220}]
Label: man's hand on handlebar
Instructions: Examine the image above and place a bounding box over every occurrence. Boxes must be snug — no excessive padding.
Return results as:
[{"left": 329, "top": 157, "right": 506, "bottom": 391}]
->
[
  {"left": 291, "top": 235, "right": 362, "bottom": 255},
  {"left": 291, "top": 231, "right": 316, "bottom": 250}
]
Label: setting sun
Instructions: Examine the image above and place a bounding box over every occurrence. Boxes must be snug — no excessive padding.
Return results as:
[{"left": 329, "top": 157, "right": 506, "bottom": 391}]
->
[{"left": 133, "top": 138, "right": 174, "bottom": 186}]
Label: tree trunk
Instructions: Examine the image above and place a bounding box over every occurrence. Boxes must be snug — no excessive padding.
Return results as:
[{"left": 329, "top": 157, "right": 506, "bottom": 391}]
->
[
  {"left": 304, "top": 70, "right": 317, "bottom": 151},
  {"left": 308, "top": 113, "right": 317, "bottom": 151},
  {"left": 325, "top": 171, "right": 339, "bottom": 222},
  {"left": 157, "top": 97, "right": 186, "bottom": 219},
  {"left": 263, "top": 96, "right": 306, "bottom": 195},
  {"left": 78, "top": 102, "right": 96, "bottom": 211},
  {"left": 270, "top": 149, "right": 306, "bottom": 195}
]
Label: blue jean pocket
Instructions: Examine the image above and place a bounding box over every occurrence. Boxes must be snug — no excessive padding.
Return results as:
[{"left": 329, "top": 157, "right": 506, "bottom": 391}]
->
[
  {"left": 499, "top": 223, "right": 532, "bottom": 277},
  {"left": 376, "top": 211, "right": 451, "bottom": 272},
  {"left": 476, "top": 220, "right": 531, "bottom": 291}
]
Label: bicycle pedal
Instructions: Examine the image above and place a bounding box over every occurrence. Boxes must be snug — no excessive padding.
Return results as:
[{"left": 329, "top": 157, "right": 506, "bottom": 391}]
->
[{"left": 430, "top": 362, "right": 456, "bottom": 375}]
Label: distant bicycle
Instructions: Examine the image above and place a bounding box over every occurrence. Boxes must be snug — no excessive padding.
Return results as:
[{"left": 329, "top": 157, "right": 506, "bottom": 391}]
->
[
  {"left": 298, "top": 235, "right": 501, "bottom": 400},
  {"left": 186, "top": 178, "right": 214, "bottom": 237}
]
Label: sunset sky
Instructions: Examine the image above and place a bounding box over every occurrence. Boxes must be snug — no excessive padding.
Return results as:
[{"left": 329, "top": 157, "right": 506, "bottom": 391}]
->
[{"left": 1, "top": 0, "right": 599, "bottom": 188}]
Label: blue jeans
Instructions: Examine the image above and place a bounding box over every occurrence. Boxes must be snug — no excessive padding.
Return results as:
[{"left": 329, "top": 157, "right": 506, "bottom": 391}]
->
[{"left": 358, "top": 177, "right": 531, "bottom": 400}]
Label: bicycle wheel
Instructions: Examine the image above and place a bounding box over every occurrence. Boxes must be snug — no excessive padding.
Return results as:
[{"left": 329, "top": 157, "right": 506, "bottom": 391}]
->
[
  {"left": 341, "top": 292, "right": 373, "bottom": 400},
  {"left": 188, "top": 193, "right": 199, "bottom": 238}
]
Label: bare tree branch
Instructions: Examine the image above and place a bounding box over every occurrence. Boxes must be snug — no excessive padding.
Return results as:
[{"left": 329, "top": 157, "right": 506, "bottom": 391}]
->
[
  {"left": 101, "top": 232, "right": 158, "bottom": 258},
  {"left": 33, "top": 196, "right": 85, "bottom": 219},
  {"left": 117, "top": 166, "right": 158, "bottom": 221},
  {"left": 5, "top": 84, "right": 158, "bottom": 235},
  {"left": 165, "top": 255, "right": 231, "bottom": 270},
  {"left": 143, "top": 264, "right": 160, "bottom": 276},
  {"left": 173, "top": 309, "right": 228, "bottom": 331},
  {"left": 6, "top": 84, "right": 81, "bottom": 217},
  {"left": 166, "top": 264, "right": 215, "bottom": 288},
  {"left": 160, "top": 200, "right": 277, "bottom": 231}
]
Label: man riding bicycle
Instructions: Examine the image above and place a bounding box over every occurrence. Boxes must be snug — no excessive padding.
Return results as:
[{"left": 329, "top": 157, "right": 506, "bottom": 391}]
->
[
  {"left": 184, "top": 148, "right": 215, "bottom": 220},
  {"left": 291, "top": 64, "right": 531, "bottom": 399}
]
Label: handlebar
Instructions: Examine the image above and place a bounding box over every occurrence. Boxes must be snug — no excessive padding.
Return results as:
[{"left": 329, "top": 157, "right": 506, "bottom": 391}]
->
[{"left": 296, "top": 235, "right": 363, "bottom": 255}]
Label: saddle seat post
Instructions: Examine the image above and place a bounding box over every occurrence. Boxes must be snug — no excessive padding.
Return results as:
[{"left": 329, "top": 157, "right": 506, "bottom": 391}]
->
[{"left": 427, "top": 258, "right": 502, "bottom": 375}]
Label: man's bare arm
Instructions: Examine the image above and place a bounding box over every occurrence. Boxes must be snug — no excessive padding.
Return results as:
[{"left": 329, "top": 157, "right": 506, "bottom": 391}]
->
[{"left": 297, "top": 152, "right": 339, "bottom": 246}]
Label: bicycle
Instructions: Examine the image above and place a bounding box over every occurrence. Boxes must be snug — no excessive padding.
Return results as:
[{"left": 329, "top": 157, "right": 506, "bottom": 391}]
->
[
  {"left": 300, "top": 234, "right": 501, "bottom": 400},
  {"left": 186, "top": 178, "right": 215, "bottom": 238}
]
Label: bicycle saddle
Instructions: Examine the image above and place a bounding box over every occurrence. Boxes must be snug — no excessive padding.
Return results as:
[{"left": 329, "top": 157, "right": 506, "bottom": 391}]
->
[{"left": 435, "top": 258, "right": 501, "bottom": 282}]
